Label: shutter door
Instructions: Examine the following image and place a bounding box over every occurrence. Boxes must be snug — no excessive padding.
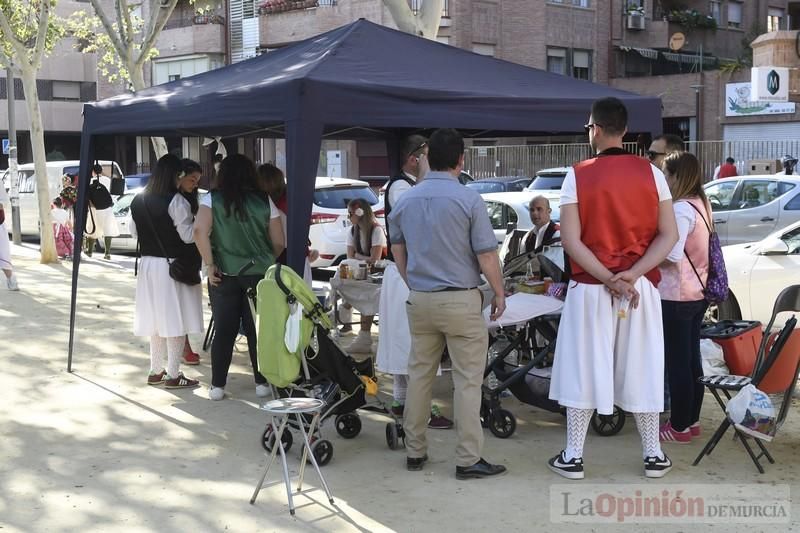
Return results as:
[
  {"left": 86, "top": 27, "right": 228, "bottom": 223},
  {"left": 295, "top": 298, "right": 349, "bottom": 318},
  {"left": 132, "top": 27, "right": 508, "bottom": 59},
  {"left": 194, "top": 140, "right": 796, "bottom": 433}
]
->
[{"left": 723, "top": 123, "right": 800, "bottom": 142}]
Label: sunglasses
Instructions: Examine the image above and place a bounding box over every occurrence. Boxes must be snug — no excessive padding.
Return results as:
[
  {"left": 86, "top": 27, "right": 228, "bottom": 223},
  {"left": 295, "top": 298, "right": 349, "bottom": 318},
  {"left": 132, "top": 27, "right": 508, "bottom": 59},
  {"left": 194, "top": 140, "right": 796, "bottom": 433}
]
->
[
  {"left": 647, "top": 150, "right": 666, "bottom": 161},
  {"left": 410, "top": 141, "right": 428, "bottom": 157},
  {"left": 584, "top": 123, "right": 603, "bottom": 133}
]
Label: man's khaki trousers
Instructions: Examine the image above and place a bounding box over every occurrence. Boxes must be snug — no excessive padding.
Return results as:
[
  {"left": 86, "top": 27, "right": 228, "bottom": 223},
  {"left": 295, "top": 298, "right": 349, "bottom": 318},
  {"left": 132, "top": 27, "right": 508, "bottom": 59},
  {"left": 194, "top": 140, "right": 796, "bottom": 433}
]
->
[{"left": 403, "top": 288, "right": 487, "bottom": 467}]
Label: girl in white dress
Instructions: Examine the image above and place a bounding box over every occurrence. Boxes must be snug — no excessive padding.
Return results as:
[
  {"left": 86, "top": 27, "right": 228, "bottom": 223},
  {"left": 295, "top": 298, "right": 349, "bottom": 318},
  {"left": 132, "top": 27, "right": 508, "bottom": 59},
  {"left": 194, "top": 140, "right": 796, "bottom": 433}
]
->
[
  {"left": 129, "top": 154, "right": 203, "bottom": 388},
  {"left": 0, "top": 184, "right": 18, "bottom": 290}
]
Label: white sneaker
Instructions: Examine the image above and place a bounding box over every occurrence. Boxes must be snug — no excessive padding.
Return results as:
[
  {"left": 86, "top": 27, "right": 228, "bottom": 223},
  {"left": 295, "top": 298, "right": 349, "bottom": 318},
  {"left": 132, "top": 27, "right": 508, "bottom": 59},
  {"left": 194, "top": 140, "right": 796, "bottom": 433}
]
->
[
  {"left": 255, "top": 384, "right": 272, "bottom": 398},
  {"left": 209, "top": 386, "right": 225, "bottom": 401},
  {"left": 6, "top": 274, "right": 18, "bottom": 291},
  {"left": 348, "top": 332, "right": 373, "bottom": 353}
]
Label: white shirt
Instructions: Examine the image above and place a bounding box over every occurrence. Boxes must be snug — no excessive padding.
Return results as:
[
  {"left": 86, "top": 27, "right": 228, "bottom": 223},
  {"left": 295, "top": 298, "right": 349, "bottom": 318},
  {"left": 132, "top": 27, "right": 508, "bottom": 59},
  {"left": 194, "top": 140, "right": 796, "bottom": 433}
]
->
[
  {"left": 528, "top": 222, "right": 561, "bottom": 251},
  {"left": 200, "top": 193, "right": 279, "bottom": 219},
  {"left": 559, "top": 163, "right": 672, "bottom": 206},
  {"left": 347, "top": 224, "right": 386, "bottom": 255},
  {"left": 666, "top": 200, "right": 700, "bottom": 263},
  {"left": 387, "top": 171, "right": 417, "bottom": 207},
  {"left": 0, "top": 183, "right": 8, "bottom": 207}
]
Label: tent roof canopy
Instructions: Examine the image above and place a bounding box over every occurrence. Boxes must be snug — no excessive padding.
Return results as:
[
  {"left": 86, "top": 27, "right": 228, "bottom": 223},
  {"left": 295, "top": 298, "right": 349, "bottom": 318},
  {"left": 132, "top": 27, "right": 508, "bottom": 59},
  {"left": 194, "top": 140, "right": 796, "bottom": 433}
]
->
[{"left": 83, "top": 19, "right": 662, "bottom": 139}]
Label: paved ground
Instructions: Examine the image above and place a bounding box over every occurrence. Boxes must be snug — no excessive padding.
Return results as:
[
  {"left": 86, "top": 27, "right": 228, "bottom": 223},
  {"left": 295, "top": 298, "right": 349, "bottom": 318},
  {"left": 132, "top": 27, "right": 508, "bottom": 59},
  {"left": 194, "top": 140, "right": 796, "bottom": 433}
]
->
[{"left": 2, "top": 243, "right": 800, "bottom": 533}]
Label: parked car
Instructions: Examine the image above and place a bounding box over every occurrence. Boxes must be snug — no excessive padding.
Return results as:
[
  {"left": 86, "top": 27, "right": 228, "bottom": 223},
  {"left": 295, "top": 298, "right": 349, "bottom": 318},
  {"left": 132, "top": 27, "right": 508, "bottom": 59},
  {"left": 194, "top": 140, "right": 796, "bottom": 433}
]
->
[
  {"left": 125, "top": 173, "right": 151, "bottom": 190},
  {"left": 310, "top": 177, "right": 385, "bottom": 268},
  {"left": 525, "top": 166, "right": 570, "bottom": 197},
  {"left": 715, "top": 220, "right": 800, "bottom": 325},
  {"left": 481, "top": 191, "right": 561, "bottom": 245},
  {"left": 465, "top": 176, "right": 532, "bottom": 194},
  {"left": 1, "top": 160, "right": 124, "bottom": 236},
  {"left": 703, "top": 175, "right": 800, "bottom": 246}
]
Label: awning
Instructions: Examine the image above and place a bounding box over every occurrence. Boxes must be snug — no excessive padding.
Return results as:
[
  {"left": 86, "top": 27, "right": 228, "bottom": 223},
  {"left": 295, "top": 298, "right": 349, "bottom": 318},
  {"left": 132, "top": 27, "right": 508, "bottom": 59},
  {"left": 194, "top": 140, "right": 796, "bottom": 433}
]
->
[{"left": 618, "top": 45, "right": 659, "bottom": 60}]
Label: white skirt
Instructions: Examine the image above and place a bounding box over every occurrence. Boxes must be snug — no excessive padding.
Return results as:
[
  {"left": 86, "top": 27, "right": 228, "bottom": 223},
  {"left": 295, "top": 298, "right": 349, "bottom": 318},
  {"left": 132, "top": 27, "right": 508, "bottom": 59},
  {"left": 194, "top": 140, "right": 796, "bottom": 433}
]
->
[
  {"left": 376, "top": 264, "right": 412, "bottom": 374},
  {"left": 0, "top": 223, "right": 11, "bottom": 270},
  {"left": 549, "top": 278, "right": 664, "bottom": 415},
  {"left": 134, "top": 256, "right": 204, "bottom": 338},
  {"left": 86, "top": 207, "right": 120, "bottom": 238}
]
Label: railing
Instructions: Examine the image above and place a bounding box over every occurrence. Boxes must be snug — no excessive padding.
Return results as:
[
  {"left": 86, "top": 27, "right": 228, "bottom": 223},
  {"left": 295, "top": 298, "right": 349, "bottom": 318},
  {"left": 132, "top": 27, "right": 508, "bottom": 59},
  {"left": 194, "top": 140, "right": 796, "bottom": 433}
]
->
[
  {"left": 409, "top": 0, "right": 450, "bottom": 17},
  {"left": 465, "top": 140, "right": 800, "bottom": 181},
  {"left": 163, "top": 13, "right": 225, "bottom": 30}
]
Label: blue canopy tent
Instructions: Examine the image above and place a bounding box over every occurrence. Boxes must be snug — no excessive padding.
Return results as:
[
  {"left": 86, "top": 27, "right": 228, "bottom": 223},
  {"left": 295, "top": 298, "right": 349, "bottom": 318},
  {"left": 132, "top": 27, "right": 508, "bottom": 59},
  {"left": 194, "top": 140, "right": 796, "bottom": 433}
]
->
[{"left": 68, "top": 19, "right": 662, "bottom": 369}]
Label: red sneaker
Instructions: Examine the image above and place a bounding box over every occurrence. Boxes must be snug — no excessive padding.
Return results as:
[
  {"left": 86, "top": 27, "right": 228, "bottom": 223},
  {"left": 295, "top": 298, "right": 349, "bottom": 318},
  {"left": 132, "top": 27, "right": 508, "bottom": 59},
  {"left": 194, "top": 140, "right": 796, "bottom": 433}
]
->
[
  {"left": 659, "top": 421, "right": 691, "bottom": 444},
  {"left": 182, "top": 350, "right": 200, "bottom": 365},
  {"left": 689, "top": 422, "right": 701, "bottom": 437}
]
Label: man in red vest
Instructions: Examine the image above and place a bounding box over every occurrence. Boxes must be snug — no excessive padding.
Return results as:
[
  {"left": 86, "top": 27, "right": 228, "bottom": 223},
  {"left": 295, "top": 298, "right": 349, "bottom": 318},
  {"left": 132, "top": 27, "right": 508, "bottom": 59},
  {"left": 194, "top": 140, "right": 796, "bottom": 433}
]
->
[{"left": 547, "top": 98, "right": 678, "bottom": 480}]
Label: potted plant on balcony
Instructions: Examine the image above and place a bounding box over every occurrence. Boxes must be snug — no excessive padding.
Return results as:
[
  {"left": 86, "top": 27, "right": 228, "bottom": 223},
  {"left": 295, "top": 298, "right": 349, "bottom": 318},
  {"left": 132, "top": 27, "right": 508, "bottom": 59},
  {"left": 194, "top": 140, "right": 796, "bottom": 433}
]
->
[
  {"left": 626, "top": 2, "right": 646, "bottom": 30},
  {"left": 667, "top": 8, "right": 717, "bottom": 31}
]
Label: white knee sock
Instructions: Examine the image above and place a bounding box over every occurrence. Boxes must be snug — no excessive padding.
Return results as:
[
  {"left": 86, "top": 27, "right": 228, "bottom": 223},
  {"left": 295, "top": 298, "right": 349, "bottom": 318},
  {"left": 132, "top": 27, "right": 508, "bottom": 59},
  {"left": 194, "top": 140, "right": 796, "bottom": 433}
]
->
[
  {"left": 149, "top": 335, "right": 167, "bottom": 374},
  {"left": 393, "top": 374, "right": 408, "bottom": 403},
  {"left": 166, "top": 336, "right": 185, "bottom": 379},
  {"left": 634, "top": 412, "right": 664, "bottom": 459},
  {"left": 564, "top": 408, "right": 593, "bottom": 461}
]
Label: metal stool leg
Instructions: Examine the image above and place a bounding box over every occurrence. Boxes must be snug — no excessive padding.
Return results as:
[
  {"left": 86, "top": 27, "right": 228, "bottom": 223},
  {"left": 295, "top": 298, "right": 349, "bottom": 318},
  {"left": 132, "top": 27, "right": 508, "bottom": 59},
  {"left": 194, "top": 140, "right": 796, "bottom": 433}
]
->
[
  {"left": 295, "top": 411, "right": 334, "bottom": 505},
  {"left": 250, "top": 415, "right": 291, "bottom": 507},
  {"left": 272, "top": 415, "right": 297, "bottom": 514}
]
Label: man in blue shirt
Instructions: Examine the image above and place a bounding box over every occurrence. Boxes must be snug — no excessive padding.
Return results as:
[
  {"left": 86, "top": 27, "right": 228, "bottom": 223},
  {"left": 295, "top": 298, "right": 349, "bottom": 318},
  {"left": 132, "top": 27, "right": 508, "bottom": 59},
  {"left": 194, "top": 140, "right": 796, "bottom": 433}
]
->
[{"left": 389, "top": 128, "right": 507, "bottom": 479}]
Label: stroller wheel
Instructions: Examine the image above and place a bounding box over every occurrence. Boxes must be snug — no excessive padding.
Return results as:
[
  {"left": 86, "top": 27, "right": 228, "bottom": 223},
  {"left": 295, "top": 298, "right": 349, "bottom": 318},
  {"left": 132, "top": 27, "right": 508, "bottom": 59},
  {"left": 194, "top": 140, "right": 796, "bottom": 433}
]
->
[
  {"left": 310, "top": 439, "right": 334, "bottom": 466},
  {"left": 488, "top": 409, "right": 517, "bottom": 439},
  {"left": 335, "top": 413, "right": 362, "bottom": 439},
  {"left": 590, "top": 406, "right": 626, "bottom": 437},
  {"left": 385, "top": 422, "right": 404, "bottom": 450},
  {"left": 261, "top": 425, "right": 293, "bottom": 452}
]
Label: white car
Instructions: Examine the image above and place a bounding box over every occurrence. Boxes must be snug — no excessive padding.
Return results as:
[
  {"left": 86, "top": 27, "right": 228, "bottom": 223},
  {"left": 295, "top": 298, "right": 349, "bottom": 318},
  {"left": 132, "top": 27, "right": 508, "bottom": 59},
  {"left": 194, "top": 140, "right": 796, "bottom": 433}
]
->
[
  {"left": 716, "top": 220, "right": 800, "bottom": 325},
  {"left": 309, "top": 177, "right": 385, "bottom": 268},
  {"left": 704, "top": 175, "right": 800, "bottom": 246},
  {"left": 481, "top": 191, "right": 561, "bottom": 245},
  {"left": 2, "top": 160, "right": 124, "bottom": 236},
  {"left": 525, "top": 166, "right": 570, "bottom": 198}
]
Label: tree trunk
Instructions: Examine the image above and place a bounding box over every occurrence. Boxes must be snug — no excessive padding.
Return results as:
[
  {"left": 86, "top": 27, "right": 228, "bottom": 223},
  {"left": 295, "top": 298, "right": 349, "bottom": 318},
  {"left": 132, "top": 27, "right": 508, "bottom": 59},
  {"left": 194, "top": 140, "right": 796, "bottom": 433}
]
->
[
  {"left": 130, "top": 65, "right": 168, "bottom": 159},
  {"left": 20, "top": 69, "right": 57, "bottom": 263}
]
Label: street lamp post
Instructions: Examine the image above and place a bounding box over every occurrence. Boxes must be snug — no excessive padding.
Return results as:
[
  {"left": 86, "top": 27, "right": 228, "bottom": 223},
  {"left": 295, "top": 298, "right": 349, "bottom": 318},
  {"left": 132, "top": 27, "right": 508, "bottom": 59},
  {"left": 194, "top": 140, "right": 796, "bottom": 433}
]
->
[
  {"left": 690, "top": 83, "right": 704, "bottom": 142},
  {"left": 6, "top": 67, "right": 20, "bottom": 244}
]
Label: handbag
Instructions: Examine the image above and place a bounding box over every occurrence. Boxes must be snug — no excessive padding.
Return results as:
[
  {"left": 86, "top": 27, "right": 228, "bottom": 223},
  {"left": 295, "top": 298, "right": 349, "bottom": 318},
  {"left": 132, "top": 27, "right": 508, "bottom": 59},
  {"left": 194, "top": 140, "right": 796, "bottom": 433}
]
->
[
  {"left": 141, "top": 196, "right": 201, "bottom": 286},
  {"left": 0, "top": 206, "right": 5, "bottom": 226},
  {"left": 684, "top": 201, "right": 729, "bottom": 305}
]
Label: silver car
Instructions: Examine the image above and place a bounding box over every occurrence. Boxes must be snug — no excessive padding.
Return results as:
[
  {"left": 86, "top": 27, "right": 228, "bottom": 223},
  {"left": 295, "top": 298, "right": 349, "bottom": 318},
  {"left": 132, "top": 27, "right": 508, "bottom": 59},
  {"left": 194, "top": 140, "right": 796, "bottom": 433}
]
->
[{"left": 704, "top": 175, "right": 800, "bottom": 246}]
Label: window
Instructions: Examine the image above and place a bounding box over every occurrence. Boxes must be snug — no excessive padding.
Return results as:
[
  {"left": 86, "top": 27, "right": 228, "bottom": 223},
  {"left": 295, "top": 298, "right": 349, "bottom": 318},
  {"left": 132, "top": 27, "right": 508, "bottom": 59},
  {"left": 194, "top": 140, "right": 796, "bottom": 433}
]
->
[
  {"left": 768, "top": 7, "right": 784, "bottom": 32},
  {"left": 727, "top": 1, "right": 743, "bottom": 28},
  {"left": 784, "top": 192, "right": 800, "bottom": 211},
  {"left": 704, "top": 180, "right": 738, "bottom": 210},
  {"left": 530, "top": 175, "right": 566, "bottom": 191},
  {"left": 547, "top": 47, "right": 567, "bottom": 75},
  {"left": 52, "top": 81, "right": 81, "bottom": 101},
  {"left": 313, "top": 186, "right": 378, "bottom": 208},
  {"left": 710, "top": 1, "right": 721, "bottom": 24},
  {"left": 472, "top": 43, "right": 495, "bottom": 56},
  {"left": 467, "top": 181, "right": 504, "bottom": 194},
  {"left": 168, "top": 74, "right": 181, "bottom": 82},
  {"left": 778, "top": 182, "right": 797, "bottom": 196},
  {"left": 736, "top": 180, "right": 780, "bottom": 209},
  {"left": 780, "top": 225, "right": 800, "bottom": 254},
  {"left": 572, "top": 49, "right": 591, "bottom": 80},
  {"left": 16, "top": 171, "right": 35, "bottom": 194},
  {"left": 485, "top": 201, "right": 505, "bottom": 230},
  {"left": 548, "top": 48, "right": 592, "bottom": 80},
  {"left": 548, "top": 0, "right": 591, "bottom": 6}
]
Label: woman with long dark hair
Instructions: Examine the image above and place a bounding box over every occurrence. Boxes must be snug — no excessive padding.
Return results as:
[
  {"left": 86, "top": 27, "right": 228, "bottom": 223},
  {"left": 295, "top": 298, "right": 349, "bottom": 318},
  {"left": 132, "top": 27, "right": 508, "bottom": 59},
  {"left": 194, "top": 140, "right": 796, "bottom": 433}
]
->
[
  {"left": 129, "top": 154, "right": 203, "bottom": 388},
  {"left": 658, "top": 152, "right": 711, "bottom": 443},
  {"left": 194, "top": 154, "right": 285, "bottom": 401}
]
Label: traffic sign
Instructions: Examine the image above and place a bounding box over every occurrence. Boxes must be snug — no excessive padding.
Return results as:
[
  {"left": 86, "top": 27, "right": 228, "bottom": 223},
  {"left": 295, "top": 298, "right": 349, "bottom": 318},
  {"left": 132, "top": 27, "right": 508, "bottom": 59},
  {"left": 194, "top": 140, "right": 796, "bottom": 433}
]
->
[{"left": 2, "top": 139, "right": 8, "bottom": 155}]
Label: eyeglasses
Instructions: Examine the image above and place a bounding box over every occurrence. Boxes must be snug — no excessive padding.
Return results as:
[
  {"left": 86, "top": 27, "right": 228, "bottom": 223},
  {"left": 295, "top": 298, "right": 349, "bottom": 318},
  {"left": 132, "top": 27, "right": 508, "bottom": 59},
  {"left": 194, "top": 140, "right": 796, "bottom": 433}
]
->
[
  {"left": 647, "top": 150, "right": 666, "bottom": 161},
  {"left": 584, "top": 123, "right": 603, "bottom": 133}
]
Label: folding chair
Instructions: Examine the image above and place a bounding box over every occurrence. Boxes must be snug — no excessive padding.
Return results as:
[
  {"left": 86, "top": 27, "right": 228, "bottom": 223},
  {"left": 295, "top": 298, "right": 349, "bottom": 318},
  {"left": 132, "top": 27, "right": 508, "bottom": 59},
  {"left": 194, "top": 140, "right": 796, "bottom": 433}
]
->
[{"left": 693, "top": 284, "right": 800, "bottom": 473}]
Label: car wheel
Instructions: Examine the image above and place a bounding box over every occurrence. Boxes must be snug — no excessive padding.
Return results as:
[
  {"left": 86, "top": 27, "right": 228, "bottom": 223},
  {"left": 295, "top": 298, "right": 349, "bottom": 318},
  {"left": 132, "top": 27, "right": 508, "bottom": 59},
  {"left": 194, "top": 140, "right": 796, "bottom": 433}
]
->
[{"left": 705, "top": 293, "right": 742, "bottom": 323}]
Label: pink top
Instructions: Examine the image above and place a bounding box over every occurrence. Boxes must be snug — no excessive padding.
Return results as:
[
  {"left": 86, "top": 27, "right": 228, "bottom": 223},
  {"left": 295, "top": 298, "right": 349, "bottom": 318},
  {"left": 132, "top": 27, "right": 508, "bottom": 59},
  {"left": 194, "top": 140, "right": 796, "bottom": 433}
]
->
[{"left": 658, "top": 197, "right": 710, "bottom": 302}]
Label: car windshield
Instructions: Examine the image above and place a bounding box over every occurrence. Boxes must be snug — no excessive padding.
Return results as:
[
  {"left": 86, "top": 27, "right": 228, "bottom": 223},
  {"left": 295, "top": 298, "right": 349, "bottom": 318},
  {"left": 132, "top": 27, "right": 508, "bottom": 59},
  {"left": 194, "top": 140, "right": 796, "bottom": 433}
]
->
[
  {"left": 529, "top": 175, "right": 565, "bottom": 190},
  {"left": 113, "top": 193, "right": 136, "bottom": 216},
  {"left": 466, "top": 181, "right": 504, "bottom": 194},
  {"left": 313, "top": 185, "right": 378, "bottom": 208}
]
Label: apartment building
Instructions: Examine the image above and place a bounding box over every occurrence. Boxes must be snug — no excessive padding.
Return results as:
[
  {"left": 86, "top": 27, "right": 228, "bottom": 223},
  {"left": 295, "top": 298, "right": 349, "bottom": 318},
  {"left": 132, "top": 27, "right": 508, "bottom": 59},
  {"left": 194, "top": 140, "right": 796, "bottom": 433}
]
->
[
  {"left": 610, "top": 0, "right": 800, "bottom": 142},
  {"left": 0, "top": 0, "right": 98, "bottom": 168}
]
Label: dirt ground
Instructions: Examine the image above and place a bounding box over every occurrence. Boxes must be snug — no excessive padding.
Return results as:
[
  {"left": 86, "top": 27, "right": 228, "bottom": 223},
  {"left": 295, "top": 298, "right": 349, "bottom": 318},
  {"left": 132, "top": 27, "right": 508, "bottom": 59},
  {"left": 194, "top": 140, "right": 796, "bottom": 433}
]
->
[{"left": 1, "top": 243, "right": 799, "bottom": 533}]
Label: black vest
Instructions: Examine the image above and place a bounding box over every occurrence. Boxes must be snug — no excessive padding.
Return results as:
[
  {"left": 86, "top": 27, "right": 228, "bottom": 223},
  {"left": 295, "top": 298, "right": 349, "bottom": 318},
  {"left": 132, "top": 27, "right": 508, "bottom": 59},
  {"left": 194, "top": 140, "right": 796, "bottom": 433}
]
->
[
  {"left": 131, "top": 193, "right": 197, "bottom": 260},
  {"left": 384, "top": 173, "right": 416, "bottom": 259}
]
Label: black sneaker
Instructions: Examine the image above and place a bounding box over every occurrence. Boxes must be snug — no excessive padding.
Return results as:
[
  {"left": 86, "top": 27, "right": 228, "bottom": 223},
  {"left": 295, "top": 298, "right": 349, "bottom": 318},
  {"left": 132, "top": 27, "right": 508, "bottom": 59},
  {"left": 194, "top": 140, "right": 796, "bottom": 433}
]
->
[
  {"left": 406, "top": 454, "right": 428, "bottom": 471},
  {"left": 644, "top": 454, "right": 672, "bottom": 478},
  {"left": 547, "top": 451, "right": 584, "bottom": 480}
]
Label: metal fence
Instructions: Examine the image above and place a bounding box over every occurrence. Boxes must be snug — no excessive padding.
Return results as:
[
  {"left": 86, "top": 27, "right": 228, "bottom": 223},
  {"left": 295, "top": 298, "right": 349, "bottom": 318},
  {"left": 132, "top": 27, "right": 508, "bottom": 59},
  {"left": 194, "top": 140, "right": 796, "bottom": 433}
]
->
[{"left": 465, "top": 140, "right": 800, "bottom": 181}]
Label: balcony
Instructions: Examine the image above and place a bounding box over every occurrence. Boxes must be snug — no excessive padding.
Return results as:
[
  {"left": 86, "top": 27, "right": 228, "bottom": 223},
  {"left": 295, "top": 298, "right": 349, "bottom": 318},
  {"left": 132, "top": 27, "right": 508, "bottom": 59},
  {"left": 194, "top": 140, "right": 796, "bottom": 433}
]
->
[{"left": 157, "top": 20, "right": 226, "bottom": 57}]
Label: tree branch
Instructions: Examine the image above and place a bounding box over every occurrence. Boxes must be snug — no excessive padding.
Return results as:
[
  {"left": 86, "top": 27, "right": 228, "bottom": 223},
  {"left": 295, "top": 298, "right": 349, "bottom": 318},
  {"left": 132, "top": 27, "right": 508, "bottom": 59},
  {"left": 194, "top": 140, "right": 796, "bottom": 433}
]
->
[
  {"left": 114, "top": 0, "right": 129, "bottom": 48},
  {"left": 32, "top": 0, "right": 52, "bottom": 68},
  {"left": 417, "top": 0, "right": 443, "bottom": 39},
  {"left": 89, "top": 0, "right": 128, "bottom": 60},
  {"left": 137, "top": 0, "right": 179, "bottom": 66},
  {"left": 119, "top": 0, "right": 135, "bottom": 51},
  {"left": 382, "top": 0, "right": 420, "bottom": 36},
  {"left": 0, "top": 8, "right": 30, "bottom": 66}
]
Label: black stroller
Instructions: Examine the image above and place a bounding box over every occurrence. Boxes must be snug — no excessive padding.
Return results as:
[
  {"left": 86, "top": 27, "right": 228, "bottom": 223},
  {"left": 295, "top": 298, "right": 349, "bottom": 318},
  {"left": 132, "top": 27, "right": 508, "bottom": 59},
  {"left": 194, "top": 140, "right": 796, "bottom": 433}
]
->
[{"left": 480, "top": 252, "right": 627, "bottom": 439}]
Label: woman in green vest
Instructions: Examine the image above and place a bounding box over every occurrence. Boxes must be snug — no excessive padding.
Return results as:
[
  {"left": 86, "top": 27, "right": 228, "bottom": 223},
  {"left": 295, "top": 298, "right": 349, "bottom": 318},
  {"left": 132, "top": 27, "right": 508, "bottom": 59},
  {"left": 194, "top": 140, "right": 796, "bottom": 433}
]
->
[{"left": 194, "top": 154, "right": 285, "bottom": 401}]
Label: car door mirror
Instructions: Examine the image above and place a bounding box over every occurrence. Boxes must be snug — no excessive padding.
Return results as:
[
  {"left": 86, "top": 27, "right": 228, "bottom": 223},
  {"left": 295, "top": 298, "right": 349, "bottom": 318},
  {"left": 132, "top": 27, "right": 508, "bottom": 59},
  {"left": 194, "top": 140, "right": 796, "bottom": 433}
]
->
[{"left": 759, "top": 237, "right": 790, "bottom": 255}]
